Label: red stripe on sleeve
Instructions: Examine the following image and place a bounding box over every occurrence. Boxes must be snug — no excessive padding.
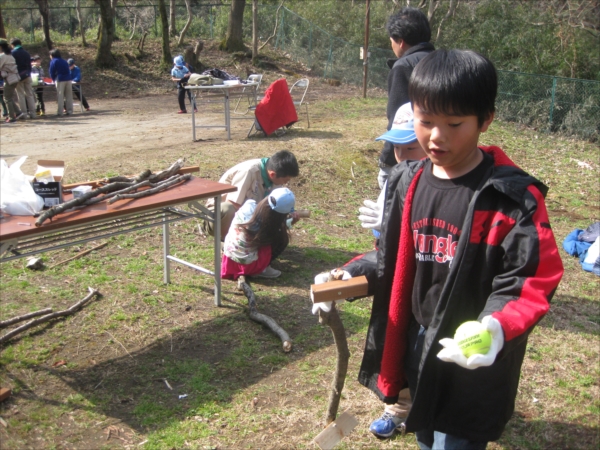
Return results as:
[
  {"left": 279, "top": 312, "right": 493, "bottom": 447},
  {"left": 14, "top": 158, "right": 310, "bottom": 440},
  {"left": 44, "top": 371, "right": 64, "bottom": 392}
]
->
[{"left": 493, "top": 186, "right": 564, "bottom": 341}]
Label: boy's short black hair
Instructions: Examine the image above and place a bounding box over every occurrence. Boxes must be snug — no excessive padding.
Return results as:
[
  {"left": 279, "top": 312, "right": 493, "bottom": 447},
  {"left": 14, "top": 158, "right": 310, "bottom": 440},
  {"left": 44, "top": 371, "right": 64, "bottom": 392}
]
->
[
  {"left": 386, "top": 7, "right": 431, "bottom": 46},
  {"left": 10, "top": 38, "right": 21, "bottom": 47},
  {"left": 31, "top": 54, "right": 41, "bottom": 60},
  {"left": 50, "top": 49, "right": 62, "bottom": 59},
  {"left": 409, "top": 49, "right": 497, "bottom": 127},
  {"left": 267, "top": 150, "right": 299, "bottom": 178}
]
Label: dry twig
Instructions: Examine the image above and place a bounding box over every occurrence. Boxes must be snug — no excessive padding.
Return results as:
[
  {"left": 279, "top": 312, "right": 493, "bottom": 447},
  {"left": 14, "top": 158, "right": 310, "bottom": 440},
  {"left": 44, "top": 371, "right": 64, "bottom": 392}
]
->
[
  {"left": 240, "top": 281, "right": 292, "bottom": 352},
  {"left": 0, "top": 308, "right": 53, "bottom": 329},
  {"left": 0, "top": 288, "right": 99, "bottom": 344},
  {"left": 48, "top": 242, "right": 108, "bottom": 269}
]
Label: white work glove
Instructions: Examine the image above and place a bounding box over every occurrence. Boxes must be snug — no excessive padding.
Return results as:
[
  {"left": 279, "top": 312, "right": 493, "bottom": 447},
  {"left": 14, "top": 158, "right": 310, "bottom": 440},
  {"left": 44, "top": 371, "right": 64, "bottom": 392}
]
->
[
  {"left": 437, "top": 316, "right": 504, "bottom": 370},
  {"left": 358, "top": 187, "right": 385, "bottom": 231},
  {"left": 311, "top": 270, "right": 351, "bottom": 315}
]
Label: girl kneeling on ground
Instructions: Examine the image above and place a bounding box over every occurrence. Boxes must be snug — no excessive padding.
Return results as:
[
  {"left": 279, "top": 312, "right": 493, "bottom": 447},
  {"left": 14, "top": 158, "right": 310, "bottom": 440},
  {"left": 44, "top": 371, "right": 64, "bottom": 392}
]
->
[{"left": 221, "top": 188, "right": 297, "bottom": 280}]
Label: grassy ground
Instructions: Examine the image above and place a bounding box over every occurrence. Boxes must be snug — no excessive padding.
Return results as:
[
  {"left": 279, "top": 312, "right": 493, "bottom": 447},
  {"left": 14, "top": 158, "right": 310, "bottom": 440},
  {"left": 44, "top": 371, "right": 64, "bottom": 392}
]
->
[{"left": 0, "top": 40, "right": 599, "bottom": 450}]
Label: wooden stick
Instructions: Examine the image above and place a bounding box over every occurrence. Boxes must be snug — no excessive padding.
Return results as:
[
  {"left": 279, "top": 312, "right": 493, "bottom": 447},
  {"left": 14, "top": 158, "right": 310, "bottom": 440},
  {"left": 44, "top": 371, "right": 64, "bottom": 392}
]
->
[
  {"left": 62, "top": 166, "right": 199, "bottom": 190},
  {"left": 0, "top": 308, "right": 53, "bottom": 329},
  {"left": 0, "top": 288, "right": 99, "bottom": 344},
  {"left": 240, "top": 281, "right": 292, "bottom": 352},
  {"left": 147, "top": 158, "right": 185, "bottom": 183},
  {"left": 107, "top": 174, "right": 191, "bottom": 204},
  {"left": 319, "top": 304, "right": 350, "bottom": 425},
  {"left": 48, "top": 242, "right": 108, "bottom": 269}
]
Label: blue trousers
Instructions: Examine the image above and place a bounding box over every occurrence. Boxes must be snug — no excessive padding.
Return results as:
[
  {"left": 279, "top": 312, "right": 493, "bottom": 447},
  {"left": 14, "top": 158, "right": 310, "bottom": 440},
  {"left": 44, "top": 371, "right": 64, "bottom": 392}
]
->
[{"left": 405, "top": 321, "right": 488, "bottom": 450}]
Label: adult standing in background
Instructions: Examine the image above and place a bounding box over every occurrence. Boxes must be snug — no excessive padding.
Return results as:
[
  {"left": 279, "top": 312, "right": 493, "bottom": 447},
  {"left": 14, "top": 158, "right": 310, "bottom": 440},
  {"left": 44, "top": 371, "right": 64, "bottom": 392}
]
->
[
  {"left": 11, "top": 38, "right": 36, "bottom": 119},
  {"left": 0, "top": 39, "right": 23, "bottom": 123},
  {"left": 49, "top": 49, "right": 73, "bottom": 117},
  {"left": 378, "top": 7, "right": 434, "bottom": 189},
  {"left": 67, "top": 58, "right": 90, "bottom": 111}
]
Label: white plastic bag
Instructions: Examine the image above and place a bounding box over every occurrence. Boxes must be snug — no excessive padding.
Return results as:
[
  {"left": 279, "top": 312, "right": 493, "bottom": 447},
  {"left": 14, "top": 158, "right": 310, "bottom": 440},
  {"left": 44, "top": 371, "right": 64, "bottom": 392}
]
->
[{"left": 0, "top": 157, "right": 45, "bottom": 216}]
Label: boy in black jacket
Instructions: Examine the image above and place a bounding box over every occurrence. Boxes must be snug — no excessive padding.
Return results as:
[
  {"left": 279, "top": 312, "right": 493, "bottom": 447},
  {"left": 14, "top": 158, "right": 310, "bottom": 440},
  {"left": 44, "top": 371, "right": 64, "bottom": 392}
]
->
[{"left": 316, "top": 50, "right": 564, "bottom": 446}]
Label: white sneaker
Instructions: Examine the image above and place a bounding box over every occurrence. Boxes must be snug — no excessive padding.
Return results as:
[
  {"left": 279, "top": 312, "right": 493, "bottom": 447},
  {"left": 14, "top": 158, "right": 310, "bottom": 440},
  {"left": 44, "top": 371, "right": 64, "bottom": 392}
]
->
[{"left": 255, "top": 265, "right": 281, "bottom": 278}]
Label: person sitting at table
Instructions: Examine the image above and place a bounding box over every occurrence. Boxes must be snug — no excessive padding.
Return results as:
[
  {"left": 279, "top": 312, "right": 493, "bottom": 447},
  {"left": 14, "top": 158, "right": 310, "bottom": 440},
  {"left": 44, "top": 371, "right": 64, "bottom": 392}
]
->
[
  {"left": 31, "top": 55, "right": 45, "bottom": 116},
  {"left": 221, "top": 188, "right": 297, "bottom": 280},
  {"left": 67, "top": 58, "right": 90, "bottom": 111},
  {"left": 171, "top": 55, "right": 195, "bottom": 114},
  {"left": 48, "top": 49, "right": 73, "bottom": 117},
  {"left": 201, "top": 150, "right": 300, "bottom": 240}
]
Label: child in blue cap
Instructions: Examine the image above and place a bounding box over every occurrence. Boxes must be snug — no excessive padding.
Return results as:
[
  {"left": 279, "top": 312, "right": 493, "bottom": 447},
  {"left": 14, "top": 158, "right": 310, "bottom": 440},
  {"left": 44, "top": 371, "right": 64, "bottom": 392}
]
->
[
  {"left": 221, "top": 188, "right": 298, "bottom": 279},
  {"left": 171, "top": 55, "right": 195, "bottom": 114}
]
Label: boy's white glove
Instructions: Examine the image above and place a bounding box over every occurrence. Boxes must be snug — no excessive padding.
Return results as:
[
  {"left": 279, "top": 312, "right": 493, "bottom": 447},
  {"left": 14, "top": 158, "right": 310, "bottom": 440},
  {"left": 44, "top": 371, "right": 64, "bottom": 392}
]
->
[
  {"left": 311, "top": 270, "right": 351, "bottom": 314},
  {"left": 437, "top": 316, "right": 504, "bottom": 370},
  {"left": 358, "top": 186, "right": 385, "bottom": 231}
]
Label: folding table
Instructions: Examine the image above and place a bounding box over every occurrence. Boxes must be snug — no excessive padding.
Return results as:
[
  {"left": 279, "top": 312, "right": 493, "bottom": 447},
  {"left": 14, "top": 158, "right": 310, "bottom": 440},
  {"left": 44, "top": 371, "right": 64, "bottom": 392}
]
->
[
  {"left": 0, "top": 177, "right": 236, "bottom": 306},
  {"left": 185, "top": 82, "right": 258, "bottom": 141}
]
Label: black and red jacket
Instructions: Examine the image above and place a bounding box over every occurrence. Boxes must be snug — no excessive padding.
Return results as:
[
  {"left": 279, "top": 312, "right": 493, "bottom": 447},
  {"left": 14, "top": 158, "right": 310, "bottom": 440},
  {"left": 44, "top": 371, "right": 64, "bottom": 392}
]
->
[{"left": 354, "top": 146, "right": 563, "bottom": 441}]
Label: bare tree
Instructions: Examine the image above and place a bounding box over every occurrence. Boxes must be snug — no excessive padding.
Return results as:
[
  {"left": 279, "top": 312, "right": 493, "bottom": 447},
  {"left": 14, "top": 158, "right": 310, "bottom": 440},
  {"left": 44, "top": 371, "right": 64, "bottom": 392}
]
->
[
  {"left": 223, "top": 0, "right": 247, "bottom": 52},
  {"left": 435, "top": 0, "right": 458, "bottom": 41},
  {"left": 75, "top": 0, "right": 87, "bottom": 47},
  {"left": 252, "top": 0, "right": 258, "bottom": 62},
  {"left": 0, "top": 5, "right": 6, "bottom": 39},
  {"left": 158, "top": 0, "right": 172, "bottom": 69},
  {"left": 94, "top": 0, "right": 116, "bottom": 67},
  {"left": 169, "top": 0, "right": 177, "bottom": 37},
  {"left": 177, "top": 0, "right": 193, "bottom": 47},
  {"left": 34, "top": 0, "right": 53, "bottom": 49}
]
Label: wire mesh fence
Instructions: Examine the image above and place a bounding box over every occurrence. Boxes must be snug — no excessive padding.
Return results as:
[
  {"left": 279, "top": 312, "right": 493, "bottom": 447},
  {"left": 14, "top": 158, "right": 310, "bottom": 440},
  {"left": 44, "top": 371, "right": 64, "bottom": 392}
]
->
[{"left": 2, "top": 3, "right": 598, "bottom": 141}]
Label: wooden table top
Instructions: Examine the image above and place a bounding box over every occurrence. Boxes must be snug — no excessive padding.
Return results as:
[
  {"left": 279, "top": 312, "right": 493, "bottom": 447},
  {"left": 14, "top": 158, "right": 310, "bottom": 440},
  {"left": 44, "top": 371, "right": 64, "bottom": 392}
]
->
[{"left": 0, "top": 176, "right": 236, "bottom": 240}]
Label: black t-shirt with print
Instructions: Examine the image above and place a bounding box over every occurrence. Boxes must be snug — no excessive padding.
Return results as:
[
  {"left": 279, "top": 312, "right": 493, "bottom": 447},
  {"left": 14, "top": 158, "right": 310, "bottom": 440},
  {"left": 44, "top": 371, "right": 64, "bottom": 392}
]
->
[{"left": 410, "top": 151, "right": 494, "bottom": 328}]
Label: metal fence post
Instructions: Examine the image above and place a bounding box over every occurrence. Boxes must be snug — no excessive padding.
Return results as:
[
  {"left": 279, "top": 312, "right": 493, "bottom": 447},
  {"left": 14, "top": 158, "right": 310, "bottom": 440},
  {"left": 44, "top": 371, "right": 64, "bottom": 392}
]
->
[
  {"left": 325, "top": 37, "right": 333, "bottom": 78},
  {"left": 549, "top": 77, "right": 557, "bottom": 129}
]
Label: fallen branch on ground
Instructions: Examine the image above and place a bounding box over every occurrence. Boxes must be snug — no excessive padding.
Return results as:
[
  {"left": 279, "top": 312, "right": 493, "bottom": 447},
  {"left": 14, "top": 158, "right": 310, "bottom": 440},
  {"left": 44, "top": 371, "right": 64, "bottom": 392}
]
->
[
  {"left": 0, "top": 288, "right": 100, "bottom": 344},
  {"left": 239, "top": 281, "right": 292, "bottom": 352},
  {"left": 48, "top": 242, "right": 108, "bottom": 269},
  {"left": 0, "top": 308, "right": 53, "bottom": 329}
]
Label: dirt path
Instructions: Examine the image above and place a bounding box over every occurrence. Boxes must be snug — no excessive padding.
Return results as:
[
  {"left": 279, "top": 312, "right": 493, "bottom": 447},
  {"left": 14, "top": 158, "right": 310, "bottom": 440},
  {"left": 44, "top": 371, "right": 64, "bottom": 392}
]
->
[{"left": 0, "top": 94, "right": 267, "bottom": 177}]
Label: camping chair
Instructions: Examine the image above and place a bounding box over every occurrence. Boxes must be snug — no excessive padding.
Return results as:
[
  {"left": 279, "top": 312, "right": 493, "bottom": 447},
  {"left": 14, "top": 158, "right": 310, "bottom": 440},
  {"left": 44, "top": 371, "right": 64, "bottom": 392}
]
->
[
  {"left": 247, "top": 78, "right": 298, "bottom": 138},
  {"left": 289, "top": 78, "right": 310, "bottom": 128},
  {"left": 232, "top": 74, "right": 263, "bottom": 115}
]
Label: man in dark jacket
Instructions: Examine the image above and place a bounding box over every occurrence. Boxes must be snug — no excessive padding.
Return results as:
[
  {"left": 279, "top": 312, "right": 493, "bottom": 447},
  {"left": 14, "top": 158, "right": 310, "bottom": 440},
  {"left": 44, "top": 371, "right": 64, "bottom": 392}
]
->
[
  {"left": 10, "top": 38, "right": 36, "bottom": 119},
  {"left": 378, "top": 7, "right": 434, "bottom": 189}
]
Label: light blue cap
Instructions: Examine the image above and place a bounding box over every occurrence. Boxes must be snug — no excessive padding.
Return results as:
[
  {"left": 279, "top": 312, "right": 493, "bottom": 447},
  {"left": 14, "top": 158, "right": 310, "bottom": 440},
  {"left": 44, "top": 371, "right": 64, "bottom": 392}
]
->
[{"left": 268, "top": 188, "right": 295, "bottom": 214}]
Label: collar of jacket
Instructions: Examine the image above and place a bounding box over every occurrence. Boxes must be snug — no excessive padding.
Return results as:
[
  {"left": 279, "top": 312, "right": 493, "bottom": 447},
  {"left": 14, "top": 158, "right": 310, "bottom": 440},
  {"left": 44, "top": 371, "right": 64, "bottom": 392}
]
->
[{"left": 386, "top": 42, "right": 436, "bottom": 69}]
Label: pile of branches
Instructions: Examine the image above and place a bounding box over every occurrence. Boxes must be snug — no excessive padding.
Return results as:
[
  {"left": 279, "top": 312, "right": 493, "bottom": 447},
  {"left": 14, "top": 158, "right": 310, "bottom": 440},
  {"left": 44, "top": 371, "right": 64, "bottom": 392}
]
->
[{"left": 35, "top": 159, "right": 191, "bottom": 227}]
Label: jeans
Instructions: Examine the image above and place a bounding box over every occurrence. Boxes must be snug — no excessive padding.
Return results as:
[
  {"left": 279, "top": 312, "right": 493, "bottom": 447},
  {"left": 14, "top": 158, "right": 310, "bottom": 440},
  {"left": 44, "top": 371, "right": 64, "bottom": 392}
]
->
[{"left": 405, "top": 321, "right": 488, "bottom": 450}]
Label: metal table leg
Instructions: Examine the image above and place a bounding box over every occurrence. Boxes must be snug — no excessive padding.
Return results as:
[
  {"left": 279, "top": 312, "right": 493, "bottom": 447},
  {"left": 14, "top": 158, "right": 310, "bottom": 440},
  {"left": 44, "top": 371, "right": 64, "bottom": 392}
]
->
[
  {"left": 214, "top": 196, "right": 222, "bottom": 306},
  {"left": 163, "top": 212, "right": 171, "bottom": 284}
]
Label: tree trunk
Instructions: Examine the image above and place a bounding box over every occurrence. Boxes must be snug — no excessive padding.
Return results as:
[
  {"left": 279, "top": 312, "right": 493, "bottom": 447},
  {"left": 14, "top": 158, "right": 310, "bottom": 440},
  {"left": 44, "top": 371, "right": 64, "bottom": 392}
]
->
[
  {"left": 0, "top": 6, "right": 6, "bottom": 39},
  {"left": 95, "top": 0, "right": 116, "bottom": 67},
  {"left": 252, "top": 0, "right": 258, "bottom": 62},
  {"left": 177, "top": 0, "right": 193, "bottom": 47},
  {"left": 169, "top": 0, "right": 177, "bottom": 37},
  {"left": 34, "top": 0, "right": 53, "bottom": 49},
  {"left": 158, "top": 0, "right": 172, "bottom": 70},
  {"left": 75, "top": 0, "right": 87, "bottom": 47},
  {"left": 224, "top": 0, "right": 246, "bottom": 52}
]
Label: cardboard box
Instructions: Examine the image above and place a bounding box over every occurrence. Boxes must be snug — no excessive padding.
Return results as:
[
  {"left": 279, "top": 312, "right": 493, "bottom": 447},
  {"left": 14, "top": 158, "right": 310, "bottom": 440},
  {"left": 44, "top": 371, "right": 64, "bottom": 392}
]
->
[{"left": 32, "top": 160, "right": 65, "bottom": 208}]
